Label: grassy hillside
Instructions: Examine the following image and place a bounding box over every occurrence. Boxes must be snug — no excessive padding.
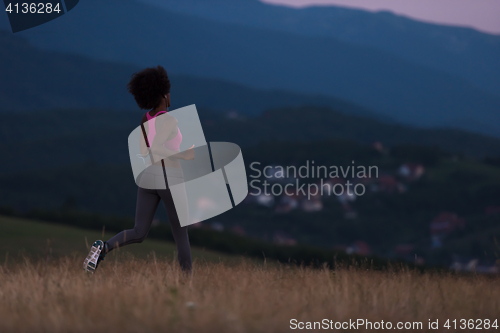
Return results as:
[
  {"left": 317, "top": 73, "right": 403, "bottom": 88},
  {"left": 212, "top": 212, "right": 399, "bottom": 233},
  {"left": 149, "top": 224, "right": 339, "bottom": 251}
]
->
[
  {"left": 0, "top": 258, "right": 499, "bottom": 332},
  {"left": 0, "top": 215, "right": 236, "bottom": 263}
]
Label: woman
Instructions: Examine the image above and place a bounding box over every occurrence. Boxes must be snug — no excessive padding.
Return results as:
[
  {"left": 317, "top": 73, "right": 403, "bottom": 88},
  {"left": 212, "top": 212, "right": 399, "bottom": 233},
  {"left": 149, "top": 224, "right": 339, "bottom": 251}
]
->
[{"left": 83, "top": 65, "right": 193, "bottom": 273}]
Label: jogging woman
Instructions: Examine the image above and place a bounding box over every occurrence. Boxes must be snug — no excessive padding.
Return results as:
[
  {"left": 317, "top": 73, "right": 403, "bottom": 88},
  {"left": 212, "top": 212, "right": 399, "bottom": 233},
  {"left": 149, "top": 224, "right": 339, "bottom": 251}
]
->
[{"left": 84, "top": 65, "right": 193, "bottom": 273}]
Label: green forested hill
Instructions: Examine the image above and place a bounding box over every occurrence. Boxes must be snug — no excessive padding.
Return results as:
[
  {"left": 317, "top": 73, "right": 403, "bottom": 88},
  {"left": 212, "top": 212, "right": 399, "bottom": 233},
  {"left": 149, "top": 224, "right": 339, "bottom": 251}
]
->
[
  {"left": 0, "top": 215, "right": 235, "bottom": 262},
  {"left": 1, "top": 107, "right": 500, "bottom": 176},
  {"left": 1, "top": 107, "right": 500, "bottom": 267}
]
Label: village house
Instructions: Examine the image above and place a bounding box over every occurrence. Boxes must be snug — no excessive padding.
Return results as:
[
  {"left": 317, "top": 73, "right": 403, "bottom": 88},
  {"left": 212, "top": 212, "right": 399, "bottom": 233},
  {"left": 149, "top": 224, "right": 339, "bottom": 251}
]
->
[
  {"left": 430, "top": 212, "right": 466, "bottom": 248},
  {"left": 346, "top": 241, "right": 371, "bottom": 256},
  {"left": 398, "top": 163, "right": 425, "bottom": 180},
  {"left": 273, "top": 231, "right": 297, "bottom": 246},
  {"left": 230, "top": 225, "right": 246, "bottom": 236},
  {"left": 378, "top": 175, "right": 399, "bottom": 193},
  {"left": 301, "top": 198, "right": 323, "bottom": 212},
  {"left": 485, "top": 206, "right": 500, "bottom": 215},
  {"left": 275, "top": 194, "right": 299, "bottom": 214}
]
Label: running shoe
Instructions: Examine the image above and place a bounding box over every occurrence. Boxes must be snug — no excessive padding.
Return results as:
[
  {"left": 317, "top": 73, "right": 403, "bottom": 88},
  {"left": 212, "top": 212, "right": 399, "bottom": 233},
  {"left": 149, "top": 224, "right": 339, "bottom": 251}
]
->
[{"left": 83, "top": 240, "right": 107, "bottom": 273}]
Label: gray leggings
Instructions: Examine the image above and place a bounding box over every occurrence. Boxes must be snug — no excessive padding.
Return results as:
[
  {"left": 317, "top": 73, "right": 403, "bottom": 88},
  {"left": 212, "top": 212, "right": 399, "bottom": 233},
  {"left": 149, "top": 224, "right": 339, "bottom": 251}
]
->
[{"left": 105, "top": 186, "right": 192, "bottom": 271}]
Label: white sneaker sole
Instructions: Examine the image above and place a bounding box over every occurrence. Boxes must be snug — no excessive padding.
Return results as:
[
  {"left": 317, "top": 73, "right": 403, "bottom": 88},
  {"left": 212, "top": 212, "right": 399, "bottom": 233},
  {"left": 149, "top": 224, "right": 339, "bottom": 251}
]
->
[{"left": 83, "top": 240, "right": 104, "bottom": 273}]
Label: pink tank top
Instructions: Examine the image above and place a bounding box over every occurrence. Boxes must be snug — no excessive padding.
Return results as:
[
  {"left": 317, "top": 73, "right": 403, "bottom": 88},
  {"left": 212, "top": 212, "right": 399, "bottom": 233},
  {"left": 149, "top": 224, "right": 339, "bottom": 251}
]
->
[{"left": 146, "top": 110, "right": 182, "bottom": 151}]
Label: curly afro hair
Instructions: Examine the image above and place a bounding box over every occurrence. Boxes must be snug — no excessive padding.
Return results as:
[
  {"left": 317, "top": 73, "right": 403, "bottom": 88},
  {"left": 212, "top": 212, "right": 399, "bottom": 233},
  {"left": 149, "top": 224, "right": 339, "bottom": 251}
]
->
[{"left": 127, "top": 65, "right": 171, "bottom": 110}]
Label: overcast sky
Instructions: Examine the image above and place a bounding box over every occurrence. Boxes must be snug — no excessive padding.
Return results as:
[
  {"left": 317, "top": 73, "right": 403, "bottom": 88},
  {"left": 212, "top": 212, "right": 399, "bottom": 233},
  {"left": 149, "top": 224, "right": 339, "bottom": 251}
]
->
[{"left": 261, "top": 0, "right": 500, "bottom": 35}]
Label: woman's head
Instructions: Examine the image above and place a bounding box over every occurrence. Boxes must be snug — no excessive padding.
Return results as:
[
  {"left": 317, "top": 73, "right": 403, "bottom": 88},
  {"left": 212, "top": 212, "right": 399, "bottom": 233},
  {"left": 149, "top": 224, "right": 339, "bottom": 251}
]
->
[{"left": 127, "top": 65, "right": 171, "bottom": 110}]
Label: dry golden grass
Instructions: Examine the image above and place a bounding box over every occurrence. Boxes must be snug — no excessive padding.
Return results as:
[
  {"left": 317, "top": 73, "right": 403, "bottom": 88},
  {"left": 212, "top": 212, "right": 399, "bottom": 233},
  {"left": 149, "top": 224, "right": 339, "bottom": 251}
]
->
[{"left": 0, "top": 256, "right": 499, "bottom": 333}]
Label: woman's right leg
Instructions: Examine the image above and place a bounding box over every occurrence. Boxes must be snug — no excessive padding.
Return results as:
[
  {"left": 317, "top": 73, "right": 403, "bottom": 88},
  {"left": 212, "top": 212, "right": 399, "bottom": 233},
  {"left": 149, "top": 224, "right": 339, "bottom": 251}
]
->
[{"left": 105, "top": 187, "right": 160, "bottom": 252}]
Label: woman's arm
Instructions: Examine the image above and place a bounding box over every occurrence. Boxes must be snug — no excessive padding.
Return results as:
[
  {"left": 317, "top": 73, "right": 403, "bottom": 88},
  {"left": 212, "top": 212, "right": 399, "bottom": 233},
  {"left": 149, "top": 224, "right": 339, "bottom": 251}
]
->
[
  {"left": 171, "top": 145, "right": 195, "bottom": 160},
  {"left": 154, "top": 145, "right": 194, "bottom": 161}
]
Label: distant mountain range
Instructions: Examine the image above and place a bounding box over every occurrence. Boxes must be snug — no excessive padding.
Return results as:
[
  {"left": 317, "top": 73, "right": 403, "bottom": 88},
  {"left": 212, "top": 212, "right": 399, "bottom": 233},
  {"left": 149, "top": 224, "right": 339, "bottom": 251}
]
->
[
  {"left": 141, "top": 0, "right": 500, "bottom": 97},
  {"left": 1, "top": 0, "right": 499, "bottom": 136},
  {"left": 0, "top": 30, "right": 379, "bottom": 118}
]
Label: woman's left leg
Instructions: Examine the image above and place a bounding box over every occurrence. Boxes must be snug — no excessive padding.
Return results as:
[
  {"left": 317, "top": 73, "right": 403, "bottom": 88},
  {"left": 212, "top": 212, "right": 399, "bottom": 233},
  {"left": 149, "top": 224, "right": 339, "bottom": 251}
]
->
[
  {"left": 106, "top": 187, "right": 160, "bottom": 252},
  {"left": 84, "top": 186, "right": 160, "bottom": 273}
]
